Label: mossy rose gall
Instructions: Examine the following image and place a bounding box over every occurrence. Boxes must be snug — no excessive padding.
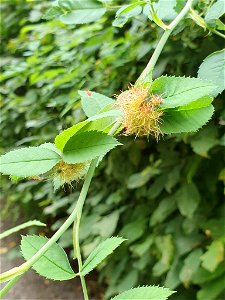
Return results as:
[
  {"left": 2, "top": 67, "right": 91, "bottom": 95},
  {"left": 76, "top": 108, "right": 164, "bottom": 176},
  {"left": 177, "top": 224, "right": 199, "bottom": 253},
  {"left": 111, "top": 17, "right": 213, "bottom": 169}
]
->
[
  {"left": 116, "top": 85, "right": 163, "bottom": 140},
  {"left": 52, "top": 160, "right": 90, "bottom": 186}
]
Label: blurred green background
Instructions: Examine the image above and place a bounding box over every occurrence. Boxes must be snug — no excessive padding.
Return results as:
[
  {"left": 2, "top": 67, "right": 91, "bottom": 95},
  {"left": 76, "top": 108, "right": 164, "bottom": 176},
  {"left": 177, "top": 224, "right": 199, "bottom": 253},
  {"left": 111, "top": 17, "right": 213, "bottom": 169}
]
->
[{"left": 0, "top": 1, "right": 224, "bottom": 299}]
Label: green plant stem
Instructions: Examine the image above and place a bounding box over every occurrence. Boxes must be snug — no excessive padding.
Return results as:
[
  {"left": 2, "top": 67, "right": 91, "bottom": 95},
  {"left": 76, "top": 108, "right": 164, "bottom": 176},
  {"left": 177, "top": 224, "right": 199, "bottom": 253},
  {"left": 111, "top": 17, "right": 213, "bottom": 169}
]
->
[
  {"left": 72, "top": 119, "right": 122, "bottom": 300},
  {"left": 75, "top": 212, "right": 89, "bottom": 300},
  {"left": 208, "top": 28, "right": 225, "bottom": 39},
  {"left": 137, "top": 0, "right": 194, "bottom": 83},
  {"left": 0, "top": 159, "right": 97, "bottom": 297},
  {"left": 189, "top": 8, "right": 225, "bottom": 40},
  {"left": 0, "top": 119, "right": 122, "bottom": 298},
  {"left": 0, "top": 276, "right": 21, "bottom": 299}
]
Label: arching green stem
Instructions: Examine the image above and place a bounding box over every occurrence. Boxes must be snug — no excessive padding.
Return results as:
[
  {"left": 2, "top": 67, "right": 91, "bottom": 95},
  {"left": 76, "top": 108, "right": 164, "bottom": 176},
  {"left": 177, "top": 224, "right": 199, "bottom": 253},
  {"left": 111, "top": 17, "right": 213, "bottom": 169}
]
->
[
  {"left": 137, "top": 0, "right": 194, "bottom": 84},
  {"left": 72, "top": 119, "right": 123, "bottom": 300}
]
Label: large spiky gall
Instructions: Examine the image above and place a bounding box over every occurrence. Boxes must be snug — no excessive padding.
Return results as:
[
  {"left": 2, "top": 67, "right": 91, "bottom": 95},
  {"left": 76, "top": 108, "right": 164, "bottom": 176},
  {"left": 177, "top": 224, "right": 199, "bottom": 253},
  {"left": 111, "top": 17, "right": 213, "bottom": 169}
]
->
[{"left": 116, "top": 85, "right": 163, "bottom": 140}]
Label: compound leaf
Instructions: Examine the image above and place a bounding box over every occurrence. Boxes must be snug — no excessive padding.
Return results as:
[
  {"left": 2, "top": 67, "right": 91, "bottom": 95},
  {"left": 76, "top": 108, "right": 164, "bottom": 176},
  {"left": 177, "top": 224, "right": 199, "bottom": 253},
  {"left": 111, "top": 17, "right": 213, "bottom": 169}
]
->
[
  {"left": 111, "top": 286, "right": 175, "bottom": 300},
  {"left": 21, "top": 235, "right": 76, "bottom": 281},
  {"left": 81, "top": 237, "right": 126, "bottom": 276},
  {"left": 63, "top": 131, "right": 121, "bottom": 164},
  {"left": 0, "top": 147, "right": 61, "bottom": 177}
]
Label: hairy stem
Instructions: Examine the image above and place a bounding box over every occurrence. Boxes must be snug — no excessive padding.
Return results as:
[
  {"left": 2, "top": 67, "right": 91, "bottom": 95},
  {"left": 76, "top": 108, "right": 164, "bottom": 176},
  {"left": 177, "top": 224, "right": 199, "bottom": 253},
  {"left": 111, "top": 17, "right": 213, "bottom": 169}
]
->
[{"left": 137, "top": 0, "right": 194, "bottom": 83}]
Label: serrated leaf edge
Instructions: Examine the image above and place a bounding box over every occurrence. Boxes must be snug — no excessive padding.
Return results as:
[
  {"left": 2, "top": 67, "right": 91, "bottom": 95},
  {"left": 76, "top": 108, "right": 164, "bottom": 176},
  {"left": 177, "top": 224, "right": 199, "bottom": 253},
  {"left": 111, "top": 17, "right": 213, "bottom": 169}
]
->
[{"left": 20, "top": 235, "right": 76, "bottom": 281}]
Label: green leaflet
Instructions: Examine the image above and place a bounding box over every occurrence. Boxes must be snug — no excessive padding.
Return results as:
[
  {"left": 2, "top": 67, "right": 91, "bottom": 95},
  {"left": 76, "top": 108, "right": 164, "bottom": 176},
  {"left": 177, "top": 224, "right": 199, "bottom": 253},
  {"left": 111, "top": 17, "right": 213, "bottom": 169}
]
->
[
  {"left": 197, "top": 275, "right": 225, "bottom": 300},
  {"left": 111, "top": 286, "right": 175, "bottom": 300},
  {"left": 175, "top": 183, "right": 201, "bottom": 219},
  {"left": 0, "top": 220, "right": 46, "bottom": 240},
  {"left": 198, "top": 49, "right": 225, "bottom": 96},
  {"left": 150, "top": 196, "right": 177, "bottom": 226},
  {"left": 113, "top": 3, "right": 143, "bottom": 27},
  {"left": 79, "top": 90, "right": 115, "bottom": 117},
  {"left": 55, "top": 121, "right": 88, "bottom": 152},
  {"left": 63, "top": 131, "right": 122, "bottom": 164},
  {"left": 60, "top": 8, "right": 106, "bottom": 25},
  {"left": 151, "top": 76, "right": 216, "bottom": 109},
  {"left": 190, "top": 126, "right": 219, "bottom": 158},
  {"left": 55, "top": 110, "right": 122, "bottom": 151},
  {"left": 0, "top": 146, "right": 61, "bottom": 177},
  {"left": 21, "top": 235, "right": 76, "bottom": 281},
  {"left": 177, "top": 96, "right": 213, "bottom": 111},
  {"left": 160, "top": 105, "right": 214, "bottom": 134},
  {"left": 40, "top": 142, "right": 62, "bottom": 156},
  {"left": 204, "top": 0, "right": 225, "bottom": 28},
  {"left": 179, "top": 249, "right": 203, "bottom": 287},
  {"left": 200, "top": 239, "right": 225, "bottom": 272},
  {"left": 43, "top": 0, "right": 106, "bottom": 24},
  {"left": 127, "top": 166, "right": 160, "bottom": 189},
  {"left": 81, "top": 237, "right": 126, "bottom": 276}
]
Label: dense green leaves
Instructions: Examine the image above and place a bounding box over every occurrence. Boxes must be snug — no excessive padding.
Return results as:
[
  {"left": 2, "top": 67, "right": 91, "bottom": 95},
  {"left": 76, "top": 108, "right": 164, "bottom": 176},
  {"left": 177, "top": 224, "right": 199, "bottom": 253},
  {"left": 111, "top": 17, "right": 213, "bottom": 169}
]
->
[
  {"left": 63, "top": 131, "right": 121, "bottom": 164},
  {"left": 21, "top": 235, "right": 76, "bottom": 280},
  {"left": 81, "top": 237, "right": 126, "bottom": 276},
  {"left": 111, "top": 286, "right": 174, "bottom": 300},
  {"left": 198, "top": 50, "right": 225, "bottom": 96},
  {"left": 0, "top": 147, "right": 61, "bottom": 177}
]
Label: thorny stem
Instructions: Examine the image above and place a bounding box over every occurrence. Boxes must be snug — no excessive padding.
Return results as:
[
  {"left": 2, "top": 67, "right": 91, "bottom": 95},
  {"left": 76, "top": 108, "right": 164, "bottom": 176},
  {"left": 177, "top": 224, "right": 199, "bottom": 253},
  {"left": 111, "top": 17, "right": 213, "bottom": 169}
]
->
[{"left": 137, "top": 0, "right": 194, "bottom": 83}]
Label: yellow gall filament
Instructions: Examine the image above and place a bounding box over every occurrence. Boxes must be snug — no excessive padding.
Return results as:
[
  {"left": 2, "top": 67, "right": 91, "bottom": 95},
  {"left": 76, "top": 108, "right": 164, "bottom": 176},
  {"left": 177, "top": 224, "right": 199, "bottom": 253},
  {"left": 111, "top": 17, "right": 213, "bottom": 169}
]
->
[
  {"left": 52, "top": 160, "right": 89, "bottom": 186},
  {"left": 116, "top": 86, "right": 163, "bottom": 140}
]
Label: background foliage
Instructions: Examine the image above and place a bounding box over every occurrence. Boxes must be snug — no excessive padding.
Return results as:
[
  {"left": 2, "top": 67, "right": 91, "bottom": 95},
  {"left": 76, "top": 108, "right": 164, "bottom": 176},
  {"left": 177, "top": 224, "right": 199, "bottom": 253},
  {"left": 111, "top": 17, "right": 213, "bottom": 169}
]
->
[{"left": 0, "top": 1, "right": 224, "bottom": 299}]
